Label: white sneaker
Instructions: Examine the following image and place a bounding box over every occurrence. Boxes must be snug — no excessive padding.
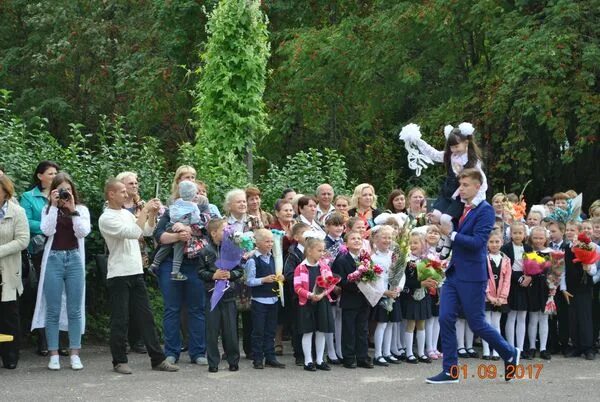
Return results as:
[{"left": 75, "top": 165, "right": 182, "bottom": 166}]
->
[
  {"left": 48, "top": 355, "right": 60, "bottom": 370},
  {"left": 70, "top": 355, "right": 84, "bottom": 370}
]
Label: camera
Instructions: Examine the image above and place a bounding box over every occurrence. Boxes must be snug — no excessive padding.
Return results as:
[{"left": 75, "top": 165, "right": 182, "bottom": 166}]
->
[{"left": 58, "top": 188, "right": 71, "bottom": 200}]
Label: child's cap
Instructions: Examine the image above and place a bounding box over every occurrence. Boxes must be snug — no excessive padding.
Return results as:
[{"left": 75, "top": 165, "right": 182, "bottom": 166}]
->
[{"left": 179, "top": 181, "right": 197, "bottom": 201}]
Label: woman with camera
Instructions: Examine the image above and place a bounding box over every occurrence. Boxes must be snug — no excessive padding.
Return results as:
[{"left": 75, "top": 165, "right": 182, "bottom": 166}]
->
[
  {"left": 31, "top": 173, "right": 91, "bottom": 370},
  {"left": 19, "top": 160, "right": 60, "bottom": 356},
  {"left": 0, "top": 174, "right": 30, "bottom": 369}
]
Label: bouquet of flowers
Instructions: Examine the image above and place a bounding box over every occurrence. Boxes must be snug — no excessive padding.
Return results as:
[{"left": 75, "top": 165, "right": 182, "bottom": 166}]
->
[
  {"left": 544, "top": 251, "right": 565, "bottom": 315},
  {"left": 232, "top": 231, "right": 255, "bottom": 252},
  {"left": 522, "top": 252, "right": 551, "bottom": 276},
  {"left": 416, "top": 258, "right": 446, "bottom": 283},
  {"left": 381, "top": 219, "right": 412, "bottom": 312},
  {"left": 348, "top": 250, "right": 385, "bottom": 306},
  {"left": 271, "top": 229, "right": 286, "bottom": 306},
  {"left": 572, "top": 233, "right": 600, "bottom": 265},
  {"left": 313, "top": 274, "right": 342, "bottom": 299}
]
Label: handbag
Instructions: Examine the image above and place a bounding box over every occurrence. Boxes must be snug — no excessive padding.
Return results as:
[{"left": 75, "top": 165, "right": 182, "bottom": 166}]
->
[
  {"left": 29, "top": 234, "right": 47, "bottom": 255},
  {"left": 21, "top": 250, "right": 38, "bottom": 289},
  {"left": 95, "top": 244, "right": 109, "bottom": 284}
]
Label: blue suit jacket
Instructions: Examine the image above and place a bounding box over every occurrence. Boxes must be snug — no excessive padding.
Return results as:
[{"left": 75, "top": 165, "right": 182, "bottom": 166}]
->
[{"left": 447, "top": 200, "right": 495, "bottom": 282}]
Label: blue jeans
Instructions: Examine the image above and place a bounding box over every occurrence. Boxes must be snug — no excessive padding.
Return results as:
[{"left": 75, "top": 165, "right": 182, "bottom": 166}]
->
[
  {"left": 157, "top": 258, "right": 206, "bottom": 361},
  {"left": 44, "top": 249, "right": 84, "bottom": 350}
]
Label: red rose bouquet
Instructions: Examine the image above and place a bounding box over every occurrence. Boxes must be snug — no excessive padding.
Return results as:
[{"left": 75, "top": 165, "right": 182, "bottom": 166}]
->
[
  {"left": 313, "top": 274, "right": 341, "bottom": 297},
  {"left": 572, "top": 233, "right": 600, "bottom": 265}
]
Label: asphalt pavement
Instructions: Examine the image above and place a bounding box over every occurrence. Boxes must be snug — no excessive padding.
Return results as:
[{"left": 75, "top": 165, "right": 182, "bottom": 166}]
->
[{"left": 1, "top": 343, "right": 599, "bottom": 401}]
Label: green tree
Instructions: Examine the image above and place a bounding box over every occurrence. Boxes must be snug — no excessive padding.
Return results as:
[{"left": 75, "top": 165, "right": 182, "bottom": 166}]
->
[{"left": 192, "top": 0, "right": 270, "bottom": 201}]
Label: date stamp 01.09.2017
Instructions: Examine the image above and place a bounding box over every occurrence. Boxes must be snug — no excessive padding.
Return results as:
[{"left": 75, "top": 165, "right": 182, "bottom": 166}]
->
[{"left": 449, "top": 364, "right": 544, "bottom": 380}]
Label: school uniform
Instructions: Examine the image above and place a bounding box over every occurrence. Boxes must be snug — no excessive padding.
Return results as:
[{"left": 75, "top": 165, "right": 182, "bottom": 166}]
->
[
  {"left": 371, "top": 250, "right": 402, "bottom": 323},
  {"left": 283, "top": 244, "right": 304, "bottom": 360},
  {"left": 561, "top": 246, "right": 597, "bottom": 355},
  {"left": 332, "top": 252, "right": 370, "bottom": 365},
  {"left": 198, "top": 241, "right": 243, "bottom": 368},
  {"left": 485, "top": 253, "right": 511, "bottom": 313},
  {"left": 294, "top": 262, "right": 335, "bottom": 335},
  {"left": 246, "top": 253, "right": 279, "bottom": 364},
  {"left": 501, "top": 242, "right": 532, "bottom": 312},
  {"left": 548, "top": 240, "right": 570, "bottom": 353},
  {"left": 526, "top": 250, "right": 551, "bottom": 313},
  {"left": 401, "top": 258, "right": 432, "bottom": 321}
]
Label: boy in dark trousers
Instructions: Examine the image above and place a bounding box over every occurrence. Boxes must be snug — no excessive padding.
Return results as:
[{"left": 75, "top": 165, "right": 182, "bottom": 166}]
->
[
  {"left": 245, "top": 229, "right": 286, "bottom": 369},
  {"left": 198, "top": 219, "right": 244, "bottom": 372},
  {"left": 332, "top": 230, "right": 373, "bottom": 369},
  {"left": 561, "top": 240, "right": 597, "bottom": 360}
]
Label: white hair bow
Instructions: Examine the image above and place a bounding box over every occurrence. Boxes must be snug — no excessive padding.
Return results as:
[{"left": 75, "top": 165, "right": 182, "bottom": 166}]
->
[
  {"left": 303, "top": 230, "right": 326, "bottom": 241},
  {"left": 444, "top": 122, "right": 475, "bottom": 139}
]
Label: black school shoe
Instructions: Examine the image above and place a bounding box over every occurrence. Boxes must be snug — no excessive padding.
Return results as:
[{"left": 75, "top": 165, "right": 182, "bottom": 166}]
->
[
  {"left": 504, "top": 348, "right": 521, "bottom": 382},
  {"left": 253, "top": 361, "right": 264, "bottom": 369},
  {"left": 539, "top": 350, "right": 551, "bottom": 360},
  {"left": 419, "top": 355, "right": 432, "bottom": 363},
  {"left": 208, "top": 366, "right": 218, "bottom": 373},
  {"left": 327, "top": 356, "right": 342, "bottom": 365},
  {"left": 357, "top": 359, "right": 374, "bottom": 369},
  {"left": 457, "top": 348, "right": 469, "bottom": 358},
  {"left": 466, "top": 348, "right": 479, "bottom": 358},
  {"left": 316, "top": 362, "right": 331, "bottom": 371},
  {"left": 405, "top": 355, "right": 419, "bottom": 364},
  {"left": 585, "top": 351, "right": 596, "bottom": 360},
  {"left": 374, "top": 356, "right": 389, "bottom": 367},
  {"left": 304, "top": 363, "right": 317, "bottom": 372},
  {"left": 229, "top": 364, "right": 239, "bottom": 371},
  {"left": 265, "top": 360, "right": 286, "bottom": 368}
]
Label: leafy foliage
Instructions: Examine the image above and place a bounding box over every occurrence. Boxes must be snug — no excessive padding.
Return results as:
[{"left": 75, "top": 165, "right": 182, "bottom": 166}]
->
[
  {"left": 257, "top": 148, "right": 352, "bottom": 208},
  {"left": 192, "top": 0, "right": 270, "bottom": 200}
]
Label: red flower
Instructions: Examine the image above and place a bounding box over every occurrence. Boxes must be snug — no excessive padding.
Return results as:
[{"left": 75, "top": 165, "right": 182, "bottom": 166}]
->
[
  {"left": 578, "top": 233, "right": 591, "bottom": 244},
  {"left": 373, "top": 264, "right": 384, "bottom": 275},
  {"left": 429, "top": 259, "right": 442, "bottom": 269},
  {"left": 316, "top": 276, "right": 328, "bottom": 288}
]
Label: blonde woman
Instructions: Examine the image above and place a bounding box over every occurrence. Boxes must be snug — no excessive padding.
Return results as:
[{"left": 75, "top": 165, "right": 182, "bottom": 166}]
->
[{"left": 348, "top": 183, "right": 381, "bottom": 231}]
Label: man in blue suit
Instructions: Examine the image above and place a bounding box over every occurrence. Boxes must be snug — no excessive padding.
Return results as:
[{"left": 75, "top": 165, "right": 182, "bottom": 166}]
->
[{"left": 426, "top": 169, "right": 520, "bottom": 384}]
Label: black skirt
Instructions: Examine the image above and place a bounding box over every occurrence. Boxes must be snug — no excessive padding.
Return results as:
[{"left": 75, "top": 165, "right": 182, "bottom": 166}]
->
[
  {"left": 527, "top": 274, "right": 548, "bottom": 312},
  {"left": 401, "top": 293, "right": 432, "bottom": 321},
  {"left": 296, "top": 298, "right": 334, "bottom": 334},
  {"left": 508, "top": 281, "right": 528, "bottom": 311},
  {"left": 371, "top": 298, "right": 402, "bottom": 323}
]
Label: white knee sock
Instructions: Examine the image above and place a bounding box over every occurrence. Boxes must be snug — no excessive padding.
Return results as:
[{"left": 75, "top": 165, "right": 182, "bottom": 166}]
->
[
  {"left": 315, "top": 332, "right": 326, "bottom": 364},
  {"left": 516, "top": 311, "right": 527, "bottom": 350},
  {"left": 483, "top": 311, "right": 492, "bottom": 356},
  {"left": 491, "top": 312, "right": 502, "bottom": 357},
  {"left": 374, "top": 322, "right": 387, "bottom": 358},
  {"left": 302, "top": 333, "right": 314, "bottom": 365},
  {"left": 425, "top": 317, "right": 434, "bottom": 352},
  {"left": 416, "top": 329, "right": 426, "bottom": 357},
  {"left": 539, "top": 314, "right": 549, "bottom": 351},
  {"left": 465, "top": 323, "right": 474, "bottom": 349},
  {"left": 334, "top": 308, "right": 343, "bottom": 358},
  {"left": 383, "top": 323, "right": 393, "bottom": 356},
  {"left": 432, "top": 317, "right": 440, "bottom": 352},
  {"left": 326, "top": 333, "right": 337, "bottom": 360},
  {"left": 505, "top": 311, "right": 516, "bottom": 346},
  {"left": 390, "top": 323, "right": 400, "bottom": 355},
  {"left": 404, "top": 331, "right": 415, "bottom": 358},
  {"left": 456, "top": 319, "right": 466, "bottom": 349},
  {"left": 397, "top": 322, "right": 405, "bottom": 350},
  {"left": 528, "top": 311, "right": 540, "bottom": 350}
]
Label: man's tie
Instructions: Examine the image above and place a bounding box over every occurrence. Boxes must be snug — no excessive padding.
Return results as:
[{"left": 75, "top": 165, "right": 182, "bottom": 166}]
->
[{"left": 459, "top": 204, "right": 473, "bottom": 226}]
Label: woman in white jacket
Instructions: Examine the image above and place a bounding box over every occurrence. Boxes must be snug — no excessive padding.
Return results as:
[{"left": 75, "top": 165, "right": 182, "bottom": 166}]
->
[{"left": 31, "top": 173, "right": 90, "bottom": 371}]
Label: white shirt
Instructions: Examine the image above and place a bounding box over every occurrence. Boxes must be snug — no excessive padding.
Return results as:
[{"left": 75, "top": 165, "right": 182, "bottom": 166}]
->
[
  {"left": 512, "top": 243, "right": 525, "bottom": 272},
  {"left": 99, "top": 208, "right": 143, "bottom": 279}
]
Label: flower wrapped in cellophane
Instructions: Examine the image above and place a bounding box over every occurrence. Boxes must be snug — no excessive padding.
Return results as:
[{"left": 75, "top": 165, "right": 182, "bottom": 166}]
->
[
  {"left": 522, "top": 252, "right": 551, "bottom": 276},
  {"left": 572, "top": 233, "right": 600, "bottom": 265},
  {"left": 347, "top": 250, "right": 385, "bottom": 307},
  {"left": 544, "top": 251, "right": 565, "bottom": 315}
]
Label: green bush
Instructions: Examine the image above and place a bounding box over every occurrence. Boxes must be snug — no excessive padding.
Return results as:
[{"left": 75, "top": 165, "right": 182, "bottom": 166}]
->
[{"left": 257, "top": 148, "right": 353, "bottom": 208}]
